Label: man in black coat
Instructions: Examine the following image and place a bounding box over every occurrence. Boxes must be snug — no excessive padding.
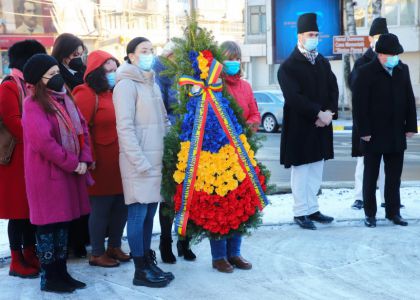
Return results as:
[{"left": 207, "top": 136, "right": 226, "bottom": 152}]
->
[
  {"left": 278, "top": 13, "right": 339, "bottom": 230},
  {"left": 349, "top": 17, "right": 389, "bottom": 210},
  {"left": 353, "top": 33, "right": 417, "bottom": 228}
]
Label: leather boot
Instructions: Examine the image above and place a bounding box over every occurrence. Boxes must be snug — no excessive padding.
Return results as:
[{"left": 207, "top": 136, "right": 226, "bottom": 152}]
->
[
  {"left": 159, "top": 237, "right": 176, "bottom": 264},
  {"left": 132, "top": 256, "right": 168, "bottom": 288}
]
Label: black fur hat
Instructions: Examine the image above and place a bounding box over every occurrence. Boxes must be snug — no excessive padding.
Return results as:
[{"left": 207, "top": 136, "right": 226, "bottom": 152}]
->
[{"left": 8, "top": 40, "right": 46, "bottom": 71}]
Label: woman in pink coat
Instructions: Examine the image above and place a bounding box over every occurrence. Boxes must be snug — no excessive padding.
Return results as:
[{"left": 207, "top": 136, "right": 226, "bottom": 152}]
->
[{"left": 22, "top": 54, "right": 92, "bottom": 294}]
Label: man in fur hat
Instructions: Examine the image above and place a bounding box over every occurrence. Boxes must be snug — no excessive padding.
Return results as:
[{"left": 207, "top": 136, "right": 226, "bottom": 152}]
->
[
  {"left": 353, "top": 33, "right": 417, "bottom": 228},
  {"left": 278, "top": 13, "right": 338, "bottom": 230},
  {"left": 349, "top": 17, "right": 391, "bottom": 211}
]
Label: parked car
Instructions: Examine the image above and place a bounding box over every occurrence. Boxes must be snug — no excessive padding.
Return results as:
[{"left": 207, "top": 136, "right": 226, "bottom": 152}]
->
[{"left": 254, "top": 90, "right": 284, "bottom": 133}]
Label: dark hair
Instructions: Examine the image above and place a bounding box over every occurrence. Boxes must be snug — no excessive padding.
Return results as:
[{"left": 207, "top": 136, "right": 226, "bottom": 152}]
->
[
  {"left": 33, "top": 81, "right": 54, "bottom": 113},
  {"left": 52, "top": 33, "right": 85, "bottom": 64},
  {"left": 220, "top": 41, "right": 242, "bottom": 60},
  {"left": 85, "top": 58, "right": 120, "bottom": 94},
  {"left": 18, "top": 0, "right": 36, "bottom": 13},
  {"left": 124, "top": 37, "right": 150, "bottom": 63}
]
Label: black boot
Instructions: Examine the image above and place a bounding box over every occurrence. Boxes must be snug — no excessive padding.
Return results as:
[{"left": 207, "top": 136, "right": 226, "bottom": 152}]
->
[
  {"left": 159, "top": 237, "right": 176, "bottom": 264},
  {"left": 177, "top": 238, "right": 196, "bottom": 261},
  {"left": 41, "top": 262, "right": 75, "bottom": 294},
  {"left": 145, "top": 250, "right": 175, "bottom": 282},
  {"left": 132, "top": 256, "right": 168, "bottom": 288},
  {"left": 56, "top": 259, "right": 86, "bottom": 289}
]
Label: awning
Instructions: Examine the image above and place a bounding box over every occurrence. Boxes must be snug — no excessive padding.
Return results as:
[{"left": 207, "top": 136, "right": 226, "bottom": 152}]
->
[{"left": 0, "top": 35, "right": 55, "bottom": 50}]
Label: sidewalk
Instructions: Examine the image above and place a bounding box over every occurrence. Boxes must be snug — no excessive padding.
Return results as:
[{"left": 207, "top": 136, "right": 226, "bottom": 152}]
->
[{"left": 1, "top": 187, "right": 420, "bottom": 300}]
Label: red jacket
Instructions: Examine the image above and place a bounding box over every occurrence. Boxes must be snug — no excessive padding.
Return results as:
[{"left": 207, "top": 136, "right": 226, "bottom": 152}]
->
[
  {"left": 224, "top": 74, "right": 261, "bottom": 126},
  {"left": 0, "top": 77, "right": 29, "bottom": 219},
  {"left": 73, "top": 51, "right": 123, "bottom": 196}
]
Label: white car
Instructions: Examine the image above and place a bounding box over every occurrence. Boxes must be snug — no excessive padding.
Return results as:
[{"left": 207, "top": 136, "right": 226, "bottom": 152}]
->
[{"left": 254, "top": 90, "right": 285, "bottom": 133}]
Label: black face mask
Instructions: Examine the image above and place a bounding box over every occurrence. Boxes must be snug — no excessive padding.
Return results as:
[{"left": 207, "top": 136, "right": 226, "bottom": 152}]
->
[
  {"left": 46, "top": 74, "right": 65, "bottom": 92},
  {"left": 68, "top": 57, "right": 84, "bottom": 71}
]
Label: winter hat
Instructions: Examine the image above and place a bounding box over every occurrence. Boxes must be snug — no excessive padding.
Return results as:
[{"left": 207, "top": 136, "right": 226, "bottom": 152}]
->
[
  {"left": 124, "top": 37, "right": 150, "bottom": 61},
  {"left": 297, "top": 13, "right": 319, "bottom": 34},
  {"left": 375, "top": 33, "right": 404, "bottom": 55},
  {"left": 23, "top": 54, "right": 59, "bottom": 84},
  {"left": 8, "top": 40, "right": 46, "bottom": 71},
  {"left": 84, "top": 50, "right": 116, "bottom": 80},
  {"left": 161, "top": 41, "right": 175, "bottom": 58},
  {"left": 369, "top": 17, "right": 389, "bottom": 37}
]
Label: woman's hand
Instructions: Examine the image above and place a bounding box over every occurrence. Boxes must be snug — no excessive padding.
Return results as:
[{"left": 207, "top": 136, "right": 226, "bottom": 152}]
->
[{"left": 74, "top": 162, "right": 88, "bottom": 175}]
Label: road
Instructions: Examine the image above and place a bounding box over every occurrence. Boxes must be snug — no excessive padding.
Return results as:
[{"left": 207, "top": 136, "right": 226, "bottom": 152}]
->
[{"left": 256, "top": 131, "right": 420, "bottom": 186}]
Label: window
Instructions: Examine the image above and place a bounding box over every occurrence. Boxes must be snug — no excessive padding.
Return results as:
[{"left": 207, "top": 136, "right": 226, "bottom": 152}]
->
[
  {"left": 248, "top": 5, "right": 266, "bottom": 35},
  {"left": 254, "top": 93, "right": 273, "bottom": 104},
  {"left": 355, "top": 0, "right": 417, "bottom": 28}
]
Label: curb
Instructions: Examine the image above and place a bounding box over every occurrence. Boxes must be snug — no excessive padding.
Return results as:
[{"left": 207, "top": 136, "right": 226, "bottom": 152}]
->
[
  {"left": 332, "top": 125, "right": 420, "bottom": 132},
  {"left": 269, "top": 181, "right": 420, "bottom": 194}
]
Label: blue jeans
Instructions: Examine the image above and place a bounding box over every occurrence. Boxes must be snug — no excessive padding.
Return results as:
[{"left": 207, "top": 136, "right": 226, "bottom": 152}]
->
[
  {"left": 209, "top": 234, "right": 242, "bottom": 260},
  {"left": 127, "top": 202, "right": 158, "bottom": 257}
]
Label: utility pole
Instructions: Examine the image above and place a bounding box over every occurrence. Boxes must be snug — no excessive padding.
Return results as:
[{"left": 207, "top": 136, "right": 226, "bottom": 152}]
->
[
  {"left": 166, "top": 0, "right": 170, "bottom": 42},
  {"left": 189, "top": 0, "right": 196, "bottom": 12}
]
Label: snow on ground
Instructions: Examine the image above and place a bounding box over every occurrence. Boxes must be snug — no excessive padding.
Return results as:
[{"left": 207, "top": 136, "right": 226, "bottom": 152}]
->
[{"left": 0, "top": 188, "right": 420, "bottom": 300}]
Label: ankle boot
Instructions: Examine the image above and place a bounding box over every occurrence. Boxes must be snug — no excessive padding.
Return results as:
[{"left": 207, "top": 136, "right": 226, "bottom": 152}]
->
[
  {"left": 9, "top": 249, "right": 39, "bottom": 278},
  {"left": 145, "top": 250, "right": 175, "bottom": 281},
  {"left": 23, "top": 245, "right": 40, "bottom": 271},
  {"left": 177, "top": 239, "right": 196, "bottom": 261},
  {"left": 159, "top": 237, "right": 176, "bottom": 264},
  {"left": 132, "top": 256, "right": 168, "bottom": 288}
]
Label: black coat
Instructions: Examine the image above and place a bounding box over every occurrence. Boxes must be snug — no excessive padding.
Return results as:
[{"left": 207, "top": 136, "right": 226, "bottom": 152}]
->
[
  {"left": 278, "top": 47, "right": 339, "bottom": 168},
  {"left": 353, "top": 57, "right": 417, "bottom": 154},
  {"left": 349, "top": 48, "right": 376, "bottom": 157}
]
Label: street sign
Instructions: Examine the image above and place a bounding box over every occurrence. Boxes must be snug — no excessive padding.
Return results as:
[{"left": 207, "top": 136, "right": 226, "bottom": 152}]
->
[{"left": 333, "top": 35, "right": 370, "bottom": 54}]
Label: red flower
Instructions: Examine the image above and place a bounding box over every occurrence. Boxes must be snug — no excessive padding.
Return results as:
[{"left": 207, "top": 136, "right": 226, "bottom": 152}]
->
[{"left": 201, "top": 50, "right": 214, "bottom": 66}]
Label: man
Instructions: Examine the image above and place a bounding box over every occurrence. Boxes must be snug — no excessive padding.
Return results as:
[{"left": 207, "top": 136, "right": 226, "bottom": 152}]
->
[
  {"left": 278, "top": 13, "right": 338, "bottom": 230},
  {"left": 15, "top": 1, "right": 44, "bottom": 34},
  {"left": 349, "top": 17, "right": 389, "bottom": 211},
  {"left": 353, "top": 33, "right": 417, "bottom": 228}
]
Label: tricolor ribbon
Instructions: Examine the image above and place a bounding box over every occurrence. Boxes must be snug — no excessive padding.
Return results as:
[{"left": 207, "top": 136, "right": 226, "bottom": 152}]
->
[{"left": 174, "top": 59, "right": 269, "bottom": 236}]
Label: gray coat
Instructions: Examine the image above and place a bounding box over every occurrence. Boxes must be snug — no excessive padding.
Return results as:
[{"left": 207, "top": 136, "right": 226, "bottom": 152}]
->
[{"left": 113, "top": 62, "right": 170, "bottom": 205}]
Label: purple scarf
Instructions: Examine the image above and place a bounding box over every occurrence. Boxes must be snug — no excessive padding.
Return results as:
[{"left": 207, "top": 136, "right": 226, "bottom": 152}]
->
[{"left": 49, "top": 90, "right": 84, "bottom": 156}]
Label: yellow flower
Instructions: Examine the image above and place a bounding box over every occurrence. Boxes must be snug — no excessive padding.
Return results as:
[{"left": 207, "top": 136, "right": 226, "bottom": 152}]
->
[
  {"left": 197, "top": 52, "right": 209, "bottom": 80},
  {"left": 173, "top": 170, "right": 185, "bottom": 184}
]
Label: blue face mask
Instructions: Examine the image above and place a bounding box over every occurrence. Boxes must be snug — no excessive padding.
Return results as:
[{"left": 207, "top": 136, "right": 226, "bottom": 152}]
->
[
  {"left": 304, "top": 37, "right": 319, "bottom": 51},
  {"left": 138, "top": 54, "right": 155, "bottom": 71},
  {"left": 224, "top": 60, "right": 241, "bottom": 76},
  {"left": 106, "top": 72, "right": 116, "bottom": 88},
  {"left": 384, "top": 55, "right": 399, "bottom": 69}
]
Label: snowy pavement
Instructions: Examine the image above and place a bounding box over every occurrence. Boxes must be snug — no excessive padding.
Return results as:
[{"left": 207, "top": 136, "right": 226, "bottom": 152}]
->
[{"left": 1, "top": 188, "right": 420, "bottom": 299}]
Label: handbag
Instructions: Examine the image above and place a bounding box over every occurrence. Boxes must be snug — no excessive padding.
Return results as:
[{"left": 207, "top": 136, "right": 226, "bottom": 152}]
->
[{"left": 0, "top": 76, "right": 23, "bottom": 165}]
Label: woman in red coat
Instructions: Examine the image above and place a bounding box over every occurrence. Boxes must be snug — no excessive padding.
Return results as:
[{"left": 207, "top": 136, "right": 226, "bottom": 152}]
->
[
  {"left": 0, "top": 40, "right": 46, "bottom": 278},
  {"left": 73, "top": 50, "right": 129, "bottom": 268}
]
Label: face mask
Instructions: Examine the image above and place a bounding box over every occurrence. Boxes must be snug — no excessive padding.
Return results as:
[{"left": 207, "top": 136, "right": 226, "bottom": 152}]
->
[
  {"left": 138, "top": 54, "right": 155, "bottom": 71},
  {"left": 46, "top": 74, "right": 65, "bottom": 92},
  {"left": 224, "top": 60, "right": 241, "bottom": 76},
  {"left": 68, "top": 56, "right": 84, "bottom": 71},
  {"left": 106, "top": 72, "right": 116, "bottom": 88},
  {"left": 384, "top": 55, "right": 399, "bottom": 69},
  {"left": 304, "top": 37, "right": 319, "bottom": 51}
]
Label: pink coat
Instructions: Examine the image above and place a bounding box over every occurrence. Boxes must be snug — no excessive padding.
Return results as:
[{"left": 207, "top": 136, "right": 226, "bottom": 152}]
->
[{"left": 22, "top": 96, "right": 92, "bottom": 225}]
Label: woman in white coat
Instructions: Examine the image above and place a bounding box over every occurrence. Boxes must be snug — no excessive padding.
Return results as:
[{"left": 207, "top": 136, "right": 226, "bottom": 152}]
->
[{"left": 113, "top": 37, "right": 173, "bottom": 288}]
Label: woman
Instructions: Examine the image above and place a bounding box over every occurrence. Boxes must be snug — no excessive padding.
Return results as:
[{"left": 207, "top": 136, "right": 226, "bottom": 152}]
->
[
  {"left": 22, "top": 54, "right": 92, "bottom": 293},
  {"left": 52, "top": 33, "right": 89, "bottom": 257},
  {"left": 73, "top": 50, "right": 130, "bottom": 268},
  {"left": 52, "top": 33, "right": 87, "bottom": 91},
  {"left": 153, "top": 42, "right": 196, "bottom": 264},
  {"left": 113, "top": 37, "right": 173, "bottom": 288},
  {"left": 0, "top": 40, "right": 45, "bottom": 279},
  {"left": 208, "top": 41, "right": 261, "bottom": 273}
]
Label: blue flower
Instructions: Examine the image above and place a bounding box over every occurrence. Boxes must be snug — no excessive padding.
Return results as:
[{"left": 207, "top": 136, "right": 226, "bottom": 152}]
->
[{"left": 179, "top": 92, "right": 243, "bottom": 153}]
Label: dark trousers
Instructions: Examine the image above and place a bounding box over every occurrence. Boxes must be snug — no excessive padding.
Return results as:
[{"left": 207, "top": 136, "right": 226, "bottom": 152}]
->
[
  {"left": 159, "top": 202, "right": 173, "bottom": 240},
  {"left": 88, "top": 194, "right": 127, "bottom": 256},
  {"left": 363, "top": 152, "right": 404, "bottom": 218},
  {"left": 69, "top": 215, "right": 89, "bottom": 251},
  {"left": 8, "top": 219, "right": 36, "bottom": 250}
]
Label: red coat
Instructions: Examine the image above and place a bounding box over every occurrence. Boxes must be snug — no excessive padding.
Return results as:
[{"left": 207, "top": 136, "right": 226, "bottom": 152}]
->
[
  {"left": 73, "top": 54, "right": 123, "bottom": 196},
  {"left": 0, "top": 80, "right": 29, "bottom": 219},
  {"left": 224, "top": 74, "right": 261, "bottom": 126}
]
